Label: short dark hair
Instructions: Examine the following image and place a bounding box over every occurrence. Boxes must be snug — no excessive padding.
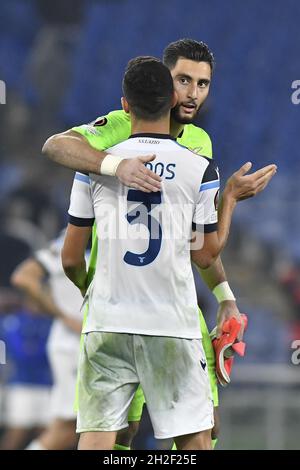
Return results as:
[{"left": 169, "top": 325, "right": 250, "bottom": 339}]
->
[
  {"left": 163, "top": 38, "right": 215, "bottom": 72},
  {"left": 122, "top": 56, "right": 174, "bottom": 121}
]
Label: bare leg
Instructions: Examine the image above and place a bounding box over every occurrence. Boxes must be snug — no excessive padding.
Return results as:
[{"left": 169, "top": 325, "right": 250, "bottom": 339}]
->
[
  {"left": 212, "top": 407, "right": 220, "bottom": 441},
  {"left": 116, "top": 421, "right": 140, "bottom": 448},
  {"left": 174, "top": 429, "right": 212, "bottom": 450},
  {"left": 78, "top": 431, "right": 117, "bottom": 450},
  {"left": 0, "top": 427, "right": 34, "bottom": 450},
  {"left": 38, "top": 419, "right": 78, "bottom": 450}
]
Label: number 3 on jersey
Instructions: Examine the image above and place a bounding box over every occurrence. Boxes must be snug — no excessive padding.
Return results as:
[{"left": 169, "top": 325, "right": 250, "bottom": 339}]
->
[{"left": 124, "top": 190, "right": 162, "bottom": 266}]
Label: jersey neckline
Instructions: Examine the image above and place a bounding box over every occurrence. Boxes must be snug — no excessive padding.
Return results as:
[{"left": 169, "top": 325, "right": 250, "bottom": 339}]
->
[{"left": 129, "top": 133, "right": 176, "bottom": 140}]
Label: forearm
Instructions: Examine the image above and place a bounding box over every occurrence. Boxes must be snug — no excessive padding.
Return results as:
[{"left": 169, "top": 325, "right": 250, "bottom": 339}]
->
[
  {"left": 42, "top": 132, "right": 106, "bottom": 173},
  {"left": 43, "top": 130, "right": 162, "bottom": 192},
  {"left": 192, "top": 253, "right": 239, "bottom": 338},
  {"left": 63, "top": 258, "right": 87, "bottom": 294},
  {"left": 193, "top": 255, "right": 236, "bottom": 306},
  {"left": 33, "top": 289, "right": 65, "bottom": 318},
  {"left": 216, "top": 192, "right": 237, "bottom": 252},
  {"left": 23, "top": 280, "right": 83, "bottom": 333},
  {"left": 17, "top": 280, "right": 65, "bottom": 318},
  {"left": 197, "top": 256, "right": 227, "bottom": 291}
]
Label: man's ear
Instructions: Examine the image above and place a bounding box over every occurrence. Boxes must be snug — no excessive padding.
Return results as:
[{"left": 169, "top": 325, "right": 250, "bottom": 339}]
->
[
  {"left": 171, "top": 90, "right": 178, "bottom": 109},
  {"left": 121, "top": 96, "right": 130, "bottom": 114}
]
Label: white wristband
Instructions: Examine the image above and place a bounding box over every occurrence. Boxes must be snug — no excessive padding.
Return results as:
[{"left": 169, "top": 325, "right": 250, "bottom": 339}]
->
[
  {"left": 213, "top": 281, "right": 236, "bottom": 303},
  {"left": 100, "top": 154, "right": 123, "bottom": 176}
]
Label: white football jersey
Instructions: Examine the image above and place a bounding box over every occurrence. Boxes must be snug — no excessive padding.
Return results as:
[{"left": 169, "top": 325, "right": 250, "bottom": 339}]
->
[
  {"left": 35, "top": 235, "right": 84, "bottom": 353},
  {"left": 68, "top": 134, "right": 219, "bottom": 339}
]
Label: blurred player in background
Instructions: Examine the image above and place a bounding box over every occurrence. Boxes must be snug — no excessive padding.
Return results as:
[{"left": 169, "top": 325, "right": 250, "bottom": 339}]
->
[
  {"left": 43, "top": 39, "right": 276, "bottom": 449},
  {"left": 11, "top": 231, "right": 85, "bottom": 450},
  {"left": 0, "top": 297, "right": 52, "bottom": 450}
]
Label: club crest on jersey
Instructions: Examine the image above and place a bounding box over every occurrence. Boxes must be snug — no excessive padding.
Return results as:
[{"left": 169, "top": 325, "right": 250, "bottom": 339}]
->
[{"left": 94, "top": 117, "right": 108, "bottom": 127}]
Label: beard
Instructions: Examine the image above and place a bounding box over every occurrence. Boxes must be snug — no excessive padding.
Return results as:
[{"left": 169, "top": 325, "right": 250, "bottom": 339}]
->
[{"left": 171, "top": 102, "right": 202, "bottom": 124}]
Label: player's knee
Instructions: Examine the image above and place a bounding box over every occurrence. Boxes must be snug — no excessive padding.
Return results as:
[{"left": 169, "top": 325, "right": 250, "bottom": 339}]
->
[{"left": 212, "top": 409, "right": 220, "bottom": 440}]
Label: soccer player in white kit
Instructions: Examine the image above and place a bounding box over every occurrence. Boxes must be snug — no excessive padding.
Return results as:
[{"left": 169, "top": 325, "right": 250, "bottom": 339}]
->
[
  {"left": 12, "top": 232, "right": 85, "bottom": 450},
  {"left": 62, "top": 57, "right": 239, "bottom": 450}
]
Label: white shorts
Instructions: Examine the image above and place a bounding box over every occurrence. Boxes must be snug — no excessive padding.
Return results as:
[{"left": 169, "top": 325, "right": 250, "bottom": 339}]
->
[
  {"left": 77, "top": 332, "right": 214, "bottom": 439},
  {"left": 3, "top": 385, "right": 51, "bottom": 428},
  {"left": 48, "top": 348, "right": 79, "bottom": 420}
]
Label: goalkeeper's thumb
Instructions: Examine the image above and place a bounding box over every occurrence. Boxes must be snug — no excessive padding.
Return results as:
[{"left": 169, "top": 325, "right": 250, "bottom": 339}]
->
[{"left": 138, "top": 154, "right": 156, "bottom": 163}]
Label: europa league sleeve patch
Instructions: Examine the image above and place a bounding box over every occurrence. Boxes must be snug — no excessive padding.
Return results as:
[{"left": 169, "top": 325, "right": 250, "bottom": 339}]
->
[{"left": 93, "top": 117, "right": 108, "bottom": 127}]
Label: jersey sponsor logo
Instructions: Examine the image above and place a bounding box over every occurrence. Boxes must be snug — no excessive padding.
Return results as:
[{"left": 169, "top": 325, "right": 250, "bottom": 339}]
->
[
  {"left": 94, "top": 117, "right": 108, "bottom": 127},
  {"left": 138, "top": 139, "right": 160, "bottom": 144},
  {"left": 145, "top": 162, "right": 176, "bottom": 180}
]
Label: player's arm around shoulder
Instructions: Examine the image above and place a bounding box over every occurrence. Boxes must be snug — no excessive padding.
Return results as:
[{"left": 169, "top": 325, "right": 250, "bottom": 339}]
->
[
  {"left": 42, "top": 128, "right": 103, "bottom": 174},
  {"left": 42, "top": 110, "right": 162, "bottom": 192}
]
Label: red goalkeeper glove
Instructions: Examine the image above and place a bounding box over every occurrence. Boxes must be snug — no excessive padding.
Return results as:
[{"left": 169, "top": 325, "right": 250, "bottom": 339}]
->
[{"left": 210, "top": 314, "right": 248, "bottom": 387}]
